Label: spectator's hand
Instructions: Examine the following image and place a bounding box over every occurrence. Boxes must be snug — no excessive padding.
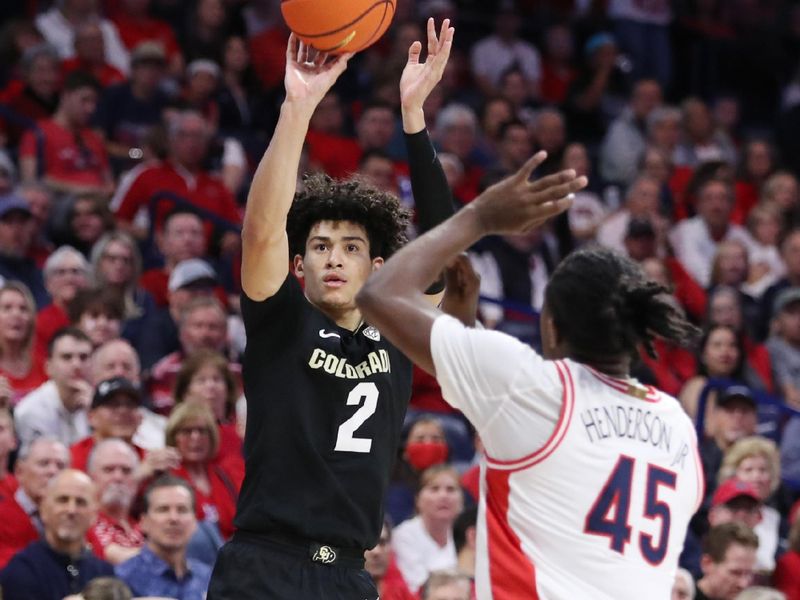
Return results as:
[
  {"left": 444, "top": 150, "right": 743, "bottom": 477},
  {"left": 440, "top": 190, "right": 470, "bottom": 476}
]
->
[
  {"left": 471, "top": 152, "right": 587, "bottom": 235},
  {"left": 0, "top": 375, "right": 11, "bottom": 409},
  {"left": 748, "top": 261, "right": 771, "bottom": 284},
  {"left": 137, "top": 447, "right": 182, "bottom": 481},
  {"left": 70, "top": 380, "right": 93, "bottom": 411},
  {"left": 441, "top": 254, "right": 480, "bottom": 327},
  {"left": 399, "top": 18, "right": 454, "bottom": 115},
  {"left": 283, "top": 34, "right": 353, "bottom": 111}
]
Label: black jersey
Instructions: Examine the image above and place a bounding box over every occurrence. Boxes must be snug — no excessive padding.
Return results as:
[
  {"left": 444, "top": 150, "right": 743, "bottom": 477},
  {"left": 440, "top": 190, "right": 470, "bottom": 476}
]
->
[{"left": 234, "top": 274, "right": 412, "bottom": 550}]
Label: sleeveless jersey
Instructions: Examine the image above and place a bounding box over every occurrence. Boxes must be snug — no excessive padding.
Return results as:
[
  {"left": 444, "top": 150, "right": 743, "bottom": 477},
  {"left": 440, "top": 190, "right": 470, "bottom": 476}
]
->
[
  {"left": 430, "top": 315, "right": 703, "bottom": 600},
  {"left": 235, "top": 275, "right": 412, "bottom": 550}
]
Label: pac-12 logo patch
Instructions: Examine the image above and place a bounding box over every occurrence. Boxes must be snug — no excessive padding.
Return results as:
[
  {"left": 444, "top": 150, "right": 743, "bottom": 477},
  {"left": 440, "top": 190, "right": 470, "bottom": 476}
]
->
[
  {"left": 362, "top": 326, "right": 380, "bottom": 341},
  {"left": 312, "top": 545, "right": 337, "bottom": 564}
]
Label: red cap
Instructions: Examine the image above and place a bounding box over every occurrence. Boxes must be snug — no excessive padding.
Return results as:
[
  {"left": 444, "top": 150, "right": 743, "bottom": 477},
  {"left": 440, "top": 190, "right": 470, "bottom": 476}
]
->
[{"left": 711, "top": 479, "right": 760, "bottom": 508}]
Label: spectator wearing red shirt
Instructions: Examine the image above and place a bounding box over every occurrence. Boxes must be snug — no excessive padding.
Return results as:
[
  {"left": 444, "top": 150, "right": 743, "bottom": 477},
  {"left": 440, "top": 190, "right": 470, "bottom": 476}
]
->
[
  {"left": 111, "top": 0, "right": 183, "bottom": 76},
  {"left": 69, "top": 377, "right": 146, "bottom": 472},
  {"left": 34, "top": 246, "right": 90, "bottom": 352},
  {"left": 110, "top": 110, "right": 241, "bottom": 252},
  {"left": 0, "top": 408, "right": 17, "bottom": 497},
  {"left": 0, "top": 282, "right": 47, "bottom": 404},
  {"left": 365, "top": 521, "right": 415, "bottom": 600},
  {"left": 86, "top": 438, "right": 145, "bottom": 564},
  {"left": 0, "top": 437, "right": 69, "bottom": 568},
  {"left": 305, "top": 91, "right": 362, "bottom": 179},
  {"left": 539, "top": 23, "right": 577, "bottom": 105},
  {"left": 0, "top": 44, "right": 60, "bottom": 148},
  {"left": 19, "top": 71, "right": 114, "bottom": 197},
  {"left": 61, "top": 22, "right": 126, "bottom": 89},
  {"left": 165, "top": 402, "right": 241, "bottom": 540}
]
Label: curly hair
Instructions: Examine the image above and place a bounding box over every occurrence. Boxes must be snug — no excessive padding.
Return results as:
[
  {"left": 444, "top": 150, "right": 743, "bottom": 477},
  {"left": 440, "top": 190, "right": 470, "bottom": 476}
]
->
[
  {"left": 545, "top": 246, "right": 699, "bottom": 363},
  {"left": 287, "top": 173, "right": 410, "bottom": 259}
]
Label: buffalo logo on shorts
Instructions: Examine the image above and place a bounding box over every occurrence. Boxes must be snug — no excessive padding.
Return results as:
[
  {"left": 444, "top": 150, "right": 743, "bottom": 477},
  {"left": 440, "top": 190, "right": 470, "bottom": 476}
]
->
[
  {"left": 312, "top": 545, "right": 337, "bottom": 564},
  {"left": 362, "top": 326, "right": 381, "bottom": 341}
]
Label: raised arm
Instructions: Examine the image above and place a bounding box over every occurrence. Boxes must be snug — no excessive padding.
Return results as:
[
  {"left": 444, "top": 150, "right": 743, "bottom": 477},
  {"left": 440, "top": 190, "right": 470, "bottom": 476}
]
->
[
  {"left": 356, "top": 153, "right": 587, "bottom": 373},
  {"left": 241, "top": 37, "right": 352, "bottom": 301},
  {"left": 400, "top": 18, "right": 456, "bottom": 300}
]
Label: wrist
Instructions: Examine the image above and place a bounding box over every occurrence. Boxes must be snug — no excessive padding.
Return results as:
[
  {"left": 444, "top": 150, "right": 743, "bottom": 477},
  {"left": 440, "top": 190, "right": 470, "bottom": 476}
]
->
[
  {"left": 280, "top": 99, "right": 316, "bottom": 122},
  {"left": 401, "top": 105, "right": 425, "bottom": 133},
  {"left": 461, "top": 203, "right": 491, "bottom": 237}
]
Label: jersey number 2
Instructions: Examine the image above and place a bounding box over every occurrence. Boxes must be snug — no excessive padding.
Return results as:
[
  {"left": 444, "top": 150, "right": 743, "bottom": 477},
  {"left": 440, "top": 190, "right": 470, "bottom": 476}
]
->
[
  {"left": 584, "top": 455, "right": 677, "bottom": 565},
  {"left": 334, "top": 382, "right": 378, "bottom": 453}
]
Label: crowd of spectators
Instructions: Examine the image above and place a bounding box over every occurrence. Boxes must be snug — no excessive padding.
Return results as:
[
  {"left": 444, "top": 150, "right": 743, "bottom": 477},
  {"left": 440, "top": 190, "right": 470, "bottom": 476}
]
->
[{"left": 2, "top": 0, "right": 800, "bottom": 598}]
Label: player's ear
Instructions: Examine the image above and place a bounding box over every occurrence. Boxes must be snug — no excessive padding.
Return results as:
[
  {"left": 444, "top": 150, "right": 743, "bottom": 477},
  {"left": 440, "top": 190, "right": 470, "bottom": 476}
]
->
[
  {"left": 293, "top": 254, "right": 305, "bottom": 279},
  {"left": 371, "top": 257, "right": 385, "bottom": 271}
]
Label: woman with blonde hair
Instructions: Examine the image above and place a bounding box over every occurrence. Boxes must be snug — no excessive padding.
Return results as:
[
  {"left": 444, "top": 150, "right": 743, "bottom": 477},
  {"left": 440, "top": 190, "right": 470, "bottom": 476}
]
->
[
  {"left": 718, "top": 436, "right": 783, "bottom": 574},
  {"left": 392, "top": 464, "right": 463, "bottom": 592},
  {"left": 165, "top": 402, "right": 241, "bottom": 540},
  {"left": 0, "top": 281, "right": 46, "bottom": 403},
  {"left": 172, "top": 349, "right": 241, "bottom": 462}
]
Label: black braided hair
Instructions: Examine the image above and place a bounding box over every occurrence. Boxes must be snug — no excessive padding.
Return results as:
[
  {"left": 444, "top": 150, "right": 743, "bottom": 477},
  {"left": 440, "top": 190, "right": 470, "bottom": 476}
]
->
[
  {"left": 544, "top": 246, "right": 699, "bottom": 363},
  {"left": 287, "top": 173, "right": 410, "bottom": 260}
]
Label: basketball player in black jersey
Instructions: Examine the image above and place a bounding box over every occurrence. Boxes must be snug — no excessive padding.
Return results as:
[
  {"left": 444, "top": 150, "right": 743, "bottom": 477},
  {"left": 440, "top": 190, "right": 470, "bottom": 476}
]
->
[{"left": 207, "top": 19, "right": 457, "bottom": 599}]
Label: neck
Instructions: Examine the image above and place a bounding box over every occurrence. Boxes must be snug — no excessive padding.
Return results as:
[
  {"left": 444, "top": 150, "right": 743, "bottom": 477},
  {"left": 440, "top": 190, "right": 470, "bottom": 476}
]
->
[
  {"left": 149, "top": 542, "right": 188, "bottom": 578},
  {"left": 574, "top": 352, "right": 630, "bottom": 378},
  {"left": 56, "top": 383, "right": 81, "bottom": 412},
  {"left": 696, "top": 578, "right": 716, "bottom": 598},
  {"left": 0, "top": 458, "right": 8, "bottom": 481},
  {"left": 421, "top": 515, "right": 451, "bottom": 547},
  {"left": 319, "top": 303, "right": 363, "bottom": 331},
  {"left": 53, "top": 110, "right": 76, "bottom": 132},
  {"left": 102, "top": 503, "right": 129, "bottom": 521},
  {"left": 0, "top": 342, "right": 29, "bottom": 370},
  {"left": 457, "top": 549, "right": 476, "bottom": 577},
  {"left": 45, "top": 531, "right": 84, "bottom": 559}
]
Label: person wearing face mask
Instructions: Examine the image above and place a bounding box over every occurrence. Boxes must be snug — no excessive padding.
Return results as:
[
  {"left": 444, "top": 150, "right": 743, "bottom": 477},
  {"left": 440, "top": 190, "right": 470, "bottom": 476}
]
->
[{"left": 386, "top": 416, "right": 452, "bottom": 525}]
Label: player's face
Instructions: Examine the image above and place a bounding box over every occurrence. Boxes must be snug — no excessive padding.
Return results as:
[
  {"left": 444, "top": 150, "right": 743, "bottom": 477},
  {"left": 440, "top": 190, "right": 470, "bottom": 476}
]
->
[
  {"left": 295, "top": 220, "right": 383, "bottom": 318},
  {"left": 703, "top": 543, "right": 756, "bottom": 599},
  {"left": 416, "top": 472, "right": 463, "bottom": 522}
]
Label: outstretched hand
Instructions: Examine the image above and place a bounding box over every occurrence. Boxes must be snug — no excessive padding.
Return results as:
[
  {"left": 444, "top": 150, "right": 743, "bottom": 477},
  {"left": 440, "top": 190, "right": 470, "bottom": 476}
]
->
[
  {"left": 284, "top": 34, "right": 353, "bottom": 109},
  {"left": 400, "top": 18, "right": 454, "bottom": 114},
  {"left": 472, "top": 152, "right": 589, "bottom": 235}
]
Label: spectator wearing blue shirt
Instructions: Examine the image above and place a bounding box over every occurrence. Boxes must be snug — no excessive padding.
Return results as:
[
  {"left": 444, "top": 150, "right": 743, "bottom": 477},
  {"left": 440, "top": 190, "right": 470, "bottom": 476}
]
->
[
  {"left": 115, "top": 474, "right": 211, "bottom": 600},
  {"left": 0, "top": 469, "right": 114, "bottom": 600}
]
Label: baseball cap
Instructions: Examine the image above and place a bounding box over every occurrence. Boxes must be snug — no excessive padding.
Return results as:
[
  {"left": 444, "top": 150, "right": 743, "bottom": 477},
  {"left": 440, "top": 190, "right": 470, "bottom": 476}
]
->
[
  {"left": 711, "top": 478, "right": 760, "bottom": 508},
  {"left": 0, "top": 193, "right": 32, "bottom": 219},
  {"left": 187, "top": 59, "right": 220, "bottom": 80},
  {"left": 92, "top": 377, "right": 142, "bottom": 409},
  {"left": 168, "top": 258, "right": 217, "bottom": 292},
  {"left": 625, "top": 217, "right": 656, "bottom": 239},
  {"left": 773, "top": 287, "right": 800, "bottom": 314},
  {"left": 584, "top": 32, "right": 616, "bottom": 57},
  {"left": 716, "top": 384, "right": 756, "bottom": 410},
  {"left": 131, "top": 41, "right": 166, "bottom": 66}
]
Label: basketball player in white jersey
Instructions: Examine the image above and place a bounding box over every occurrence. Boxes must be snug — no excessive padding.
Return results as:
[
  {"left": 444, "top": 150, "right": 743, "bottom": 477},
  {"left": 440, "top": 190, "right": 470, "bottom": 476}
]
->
[{"left": 356, "top": 153, "right": 703, "bottom": 600}]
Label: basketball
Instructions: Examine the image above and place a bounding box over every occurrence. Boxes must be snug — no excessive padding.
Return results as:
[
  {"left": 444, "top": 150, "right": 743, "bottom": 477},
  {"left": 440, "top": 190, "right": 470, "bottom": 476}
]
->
[{"left": 281, "top": 0, "right": 396, "bottom": 54}]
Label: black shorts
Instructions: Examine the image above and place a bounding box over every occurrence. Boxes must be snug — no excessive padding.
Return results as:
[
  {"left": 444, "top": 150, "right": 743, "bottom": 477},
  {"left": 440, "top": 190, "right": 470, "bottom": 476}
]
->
[{"left": 207, "top": 532, "right": 379, "bottom": 600}]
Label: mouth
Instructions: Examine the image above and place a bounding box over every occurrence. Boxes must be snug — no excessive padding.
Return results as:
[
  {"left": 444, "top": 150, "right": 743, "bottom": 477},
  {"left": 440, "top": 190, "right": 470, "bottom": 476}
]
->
[{"left": 323, "top": 273, "right": 347, "bottom": 288}]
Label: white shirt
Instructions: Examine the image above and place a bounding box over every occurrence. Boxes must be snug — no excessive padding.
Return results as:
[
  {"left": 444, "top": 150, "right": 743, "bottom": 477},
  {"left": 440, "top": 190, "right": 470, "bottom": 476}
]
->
[
  {"left": 430, "top": 315, "right": 702, "bottom": 600},
  {"left": 35, "top": 8, "right": 130, "bottom": 74},
  {"left": 14, "top": 381, "right": 90, "bottom": 450},
  {"left": 133, "top": 408, "right": 167, "bottom": 450},
  {"left": 392, "top": 515, "right": 457, "bottom": 592},
  {"left": 754, "top": 505, "right": 780, "bottom": 572},
  {"left": 668, "top": 217, "right": 757, "bottom": 287},
  {"left": 597, "top": 210, "right": 632, "bottom": 254},
  {"left": 470, "top": 36, "right": 541, "bottom": 88}
]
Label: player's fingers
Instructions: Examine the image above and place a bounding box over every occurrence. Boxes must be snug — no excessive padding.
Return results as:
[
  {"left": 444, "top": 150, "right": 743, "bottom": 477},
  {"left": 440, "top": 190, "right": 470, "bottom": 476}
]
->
[
  {"left": 427, "top": 17, "right": 437, "bottom": 53},
  {"left": 407, "top": 40, "right": 422, "bottom": 65},
  {"left": 512, "top": 151, "right": 547, "bottom": 184},
  {"left": 287, "top": 34, "right": 300, "bottom": 62},
  {"left": 528, "top": 169, "right": 576, "bottom": 193},
  {"left": 535, "top": 177, "right": 588, "bottom": 204},
  {"left": 438, "top": 18, "right": 451, "bottom": 51}
]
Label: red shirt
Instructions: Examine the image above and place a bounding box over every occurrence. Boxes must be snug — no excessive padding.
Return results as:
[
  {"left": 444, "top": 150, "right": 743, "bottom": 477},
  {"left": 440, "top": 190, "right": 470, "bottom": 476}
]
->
[
  {"left": 113, "top": 160, "right": 241, "bottom": 239},
  {"left": 305, "top": 130, "right": 362, "bottom": 179},
  {"left": 0, "top": 355, "right": 47, "bottom": 406},
  {"left": 35, "top": 303, "right": 70, "bottom": 354},
  {"left": 638, "top": 340, "right": 697, "bottom": 397},
  {"left": 111, "top": 14, "right": 181, "bottom": 59},
  {"left": 139, "top": 268, "right": 230, "bottom": 308},
  {"left": 379, "top": 557, "right": 416, "bottom": 600},
  {"left": 87, "top": 511, "right": 144, "bottom": 560},
  {"left": 61, "top": 58, "right": 125, "bottom": 89},
  {"left": 0, "top": 490, "right": 38, "bottom": 569},
  {"left": 0, "top": 84, "right": 57, "bottom": 147},
  {"left": 70, "top": 437, "right": 146, "bottom": 472},
  {"left": 248, "top": 26, "right": 290, "bottom": 91},
  {"left": 409, "top": 366, "right": 457, "bottom": 414},
  {"left": 19, "top": 119, "right": 110, "bottom": 187},
  {"left": 0, "top": 474, "right": 17, "bottom": 497},
  {"left": 172, "top": 461, "right": 241, "bottom": 540},
  {"left": 774, "top": 550, "right": 800, "bottom": 600}
]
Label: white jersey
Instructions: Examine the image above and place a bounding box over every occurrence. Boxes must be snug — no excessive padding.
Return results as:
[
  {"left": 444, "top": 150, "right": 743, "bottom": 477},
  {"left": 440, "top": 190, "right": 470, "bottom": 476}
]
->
[{"left": 430, "top": 315, "right": 703, "bottom": 600}]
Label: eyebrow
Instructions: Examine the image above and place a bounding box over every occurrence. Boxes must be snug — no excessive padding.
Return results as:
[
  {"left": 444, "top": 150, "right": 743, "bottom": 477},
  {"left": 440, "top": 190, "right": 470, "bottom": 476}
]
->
[{"left": 308, "top": 235, "right": 367, "bottom": 244}]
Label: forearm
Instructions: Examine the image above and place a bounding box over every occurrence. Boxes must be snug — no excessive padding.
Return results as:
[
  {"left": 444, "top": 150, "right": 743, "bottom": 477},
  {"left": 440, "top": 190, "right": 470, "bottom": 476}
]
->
[
  {"left": 242, "top": 101, "right": 312, "bottom": 242},
  {"left": 405, "top": 129, "right": 454, "bottom": 234}
]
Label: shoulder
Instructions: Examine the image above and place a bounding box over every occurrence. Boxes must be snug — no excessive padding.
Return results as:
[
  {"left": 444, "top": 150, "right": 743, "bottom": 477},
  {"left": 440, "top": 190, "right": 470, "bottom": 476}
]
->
[
  {"left": 115, "top": 551, "right": 146, "bottom": 577},
  {"left": 188, "top": 557, "right": 212, "bottom": 579}
]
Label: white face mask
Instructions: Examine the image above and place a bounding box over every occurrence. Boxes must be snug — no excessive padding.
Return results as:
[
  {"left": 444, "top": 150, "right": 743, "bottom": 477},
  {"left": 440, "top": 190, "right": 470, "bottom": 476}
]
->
[{"left": 568, "top": 193, "right": 605, "bottom": 235}]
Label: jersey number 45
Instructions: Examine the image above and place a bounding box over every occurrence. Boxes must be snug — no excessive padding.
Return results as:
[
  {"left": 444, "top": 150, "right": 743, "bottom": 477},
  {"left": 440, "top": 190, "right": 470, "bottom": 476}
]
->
[{"left": 583, "top": 455, "right": 676, "bottom": 566}]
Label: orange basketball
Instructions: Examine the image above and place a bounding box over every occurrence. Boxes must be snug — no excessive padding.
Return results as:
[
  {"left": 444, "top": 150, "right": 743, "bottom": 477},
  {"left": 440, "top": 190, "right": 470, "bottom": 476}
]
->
[{"left": 281, "top": 0, "right": 396, "bottom": 54}]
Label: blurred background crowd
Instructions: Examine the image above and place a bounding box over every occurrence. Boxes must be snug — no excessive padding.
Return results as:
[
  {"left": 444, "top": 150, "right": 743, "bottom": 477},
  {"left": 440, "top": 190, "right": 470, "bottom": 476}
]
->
[{"left": 2, "top": 0, "right": 800, "bottom": 599}]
